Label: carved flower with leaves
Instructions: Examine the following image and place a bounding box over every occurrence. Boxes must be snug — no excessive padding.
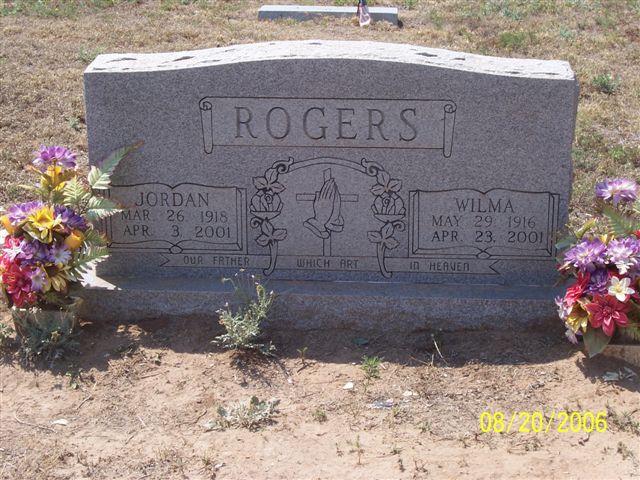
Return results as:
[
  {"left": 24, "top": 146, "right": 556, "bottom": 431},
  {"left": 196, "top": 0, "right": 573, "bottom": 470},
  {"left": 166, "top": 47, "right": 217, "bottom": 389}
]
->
[
  {"left": 255, "top": 220, "right": 287, "bottom": 247},
  {"left": 367, "top": 222, "right": 400, "bottom": 250}
]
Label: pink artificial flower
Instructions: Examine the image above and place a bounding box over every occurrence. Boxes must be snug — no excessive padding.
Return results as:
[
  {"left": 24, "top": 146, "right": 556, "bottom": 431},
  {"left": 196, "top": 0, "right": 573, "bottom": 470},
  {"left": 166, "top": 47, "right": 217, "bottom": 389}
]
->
[
  {"left": 584, "top": 295, "right": 630, "bottom": 337},
  {"left": 2, "top": 236, "right": 22, "bottom": 261},
  {"left": 564, "top": 271, "right": 590, "bottom": 307},
  {"left": 2, "top": 262, "right": 36, "bottom": 307}
]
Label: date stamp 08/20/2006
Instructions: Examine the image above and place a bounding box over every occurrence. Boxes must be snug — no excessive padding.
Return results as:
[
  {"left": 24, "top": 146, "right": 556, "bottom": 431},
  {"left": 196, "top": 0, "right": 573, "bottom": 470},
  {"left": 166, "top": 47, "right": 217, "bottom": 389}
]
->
[{"left": 479, "top": 411, "right": 608, "bottom": 434}]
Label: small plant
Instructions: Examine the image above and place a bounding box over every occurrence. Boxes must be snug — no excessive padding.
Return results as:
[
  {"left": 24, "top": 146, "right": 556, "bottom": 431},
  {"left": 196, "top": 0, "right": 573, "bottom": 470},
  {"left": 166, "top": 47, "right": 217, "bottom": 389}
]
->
[
  {"left": 77, "top": 46, "right": 105, "bottom": 64},
  {"left": 558, "top": 26, "right": 576, "bottom": 41},
  {"left": 207, "top": 396, "right": 280, "bottom": 431},
  {"left": 297, "top": 346, "right": 308, "bottom": 365},
  {"left": 617, "top": 441, "right": 636, "bottom": 461},
  {"left": 0, "top": 321, "right": 13, "bottom": 347},
  {"left": 312, "top": 408, "right": 328, "bottom": 423},
  {"left": 498, "top": 30, "right": 529, "bottom": 49},
  {"left": 418, "top": 419, "right": 431, "bottom": 434},
  {"left": 592, "top": 73, "right": 620, "bottom": 95},
  {"left": 67, "top": 115, "right": 83, "bottom": 132},
  {"left": 361, "top": 355, "right": 382, "bottom": 380},
  {"left": 348, "top": 435, "right": 365, "bottom": 465},
  {"left": 607, "top": 405, "right": 640, "bottom": 436},
  {"left": 214, "top": 271, "right": 275, "bottom": 354},
  {"left": 429, "top": 10, "right": 443, "bottom": 28},
  {"left": 12, "top": 305, "right": 78, "bottom": 360}
]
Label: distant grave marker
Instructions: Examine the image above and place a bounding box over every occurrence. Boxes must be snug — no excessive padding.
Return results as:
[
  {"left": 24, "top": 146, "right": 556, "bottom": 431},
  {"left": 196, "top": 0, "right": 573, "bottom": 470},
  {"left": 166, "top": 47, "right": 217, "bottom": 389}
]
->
[{"left": 257, "top": 5, "right": 399, "bottom": 25}]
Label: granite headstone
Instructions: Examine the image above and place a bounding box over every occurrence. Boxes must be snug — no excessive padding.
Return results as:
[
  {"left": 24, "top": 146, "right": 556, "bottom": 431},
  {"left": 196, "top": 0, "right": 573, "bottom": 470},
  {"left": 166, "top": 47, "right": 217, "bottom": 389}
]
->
[{"left": 82, "top": 41, "right": 578, "bottom": 329}]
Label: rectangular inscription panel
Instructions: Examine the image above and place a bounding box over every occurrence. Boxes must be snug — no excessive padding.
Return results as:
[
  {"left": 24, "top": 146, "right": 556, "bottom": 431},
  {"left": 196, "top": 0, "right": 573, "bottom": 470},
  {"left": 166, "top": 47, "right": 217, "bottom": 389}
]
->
[
  {"left": 408, "top": 189, "right": 559, "bottom": 259},
  {"left": 105, "top": 183, "right": 247, "bottom": 254},
  {"left": 199, "top": 97, "right": 456, "bottom": 156}
]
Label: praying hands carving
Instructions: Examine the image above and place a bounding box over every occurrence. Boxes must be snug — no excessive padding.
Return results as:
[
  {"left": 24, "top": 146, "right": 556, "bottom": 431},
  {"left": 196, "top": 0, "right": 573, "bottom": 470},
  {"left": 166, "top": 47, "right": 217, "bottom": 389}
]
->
[{"left": 304, "top": 176, "right": 344, "bottom": 240}]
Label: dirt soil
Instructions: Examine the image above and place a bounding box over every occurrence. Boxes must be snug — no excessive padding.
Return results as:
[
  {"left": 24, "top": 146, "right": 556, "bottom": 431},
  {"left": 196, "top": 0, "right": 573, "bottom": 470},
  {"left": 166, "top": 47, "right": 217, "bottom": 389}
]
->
[{"left": 1, "top": 317, "right": 638, "bottom": 480}]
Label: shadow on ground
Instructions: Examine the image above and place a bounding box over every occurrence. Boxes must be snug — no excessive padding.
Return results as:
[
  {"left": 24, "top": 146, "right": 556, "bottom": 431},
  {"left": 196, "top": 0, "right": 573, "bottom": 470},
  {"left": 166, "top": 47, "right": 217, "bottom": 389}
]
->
[{"left": 7, "top": 312, "right": 634, "bottom": 379}]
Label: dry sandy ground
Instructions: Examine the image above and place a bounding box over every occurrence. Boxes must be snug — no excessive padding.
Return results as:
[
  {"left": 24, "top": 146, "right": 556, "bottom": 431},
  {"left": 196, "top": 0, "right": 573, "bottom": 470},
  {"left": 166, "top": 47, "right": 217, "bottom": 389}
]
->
[{"left": 1, "top": 317, "right": 638, "bottom": 480}]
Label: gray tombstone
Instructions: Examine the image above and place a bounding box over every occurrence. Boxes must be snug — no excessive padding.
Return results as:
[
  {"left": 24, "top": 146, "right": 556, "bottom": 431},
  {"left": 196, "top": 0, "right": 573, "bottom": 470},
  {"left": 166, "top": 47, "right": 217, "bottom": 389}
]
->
[{"left": 82, "top": 41, "right": 578, "bottom": 330}]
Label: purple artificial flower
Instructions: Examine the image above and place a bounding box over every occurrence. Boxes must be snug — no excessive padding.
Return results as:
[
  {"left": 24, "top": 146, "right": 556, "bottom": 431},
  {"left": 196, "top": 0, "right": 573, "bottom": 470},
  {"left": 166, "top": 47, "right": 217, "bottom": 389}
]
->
[
  {"left": 565, "top": 328, "right": 581, "bottom": 345},
  {"left": 54, "top": 205, "right": 87, "bottom": 231},
  {"left": 606, "top": 237, "right": 640, "bottom": 274},
  {"left": 35, "top": 243, "right": 51, "bottom": 263},
  {"left": 17, "top": 238, "right": 39, "bottom": 263},
  {"left": 555, "top": 296, "right": 571, "bottom": 321},
  {"left": 7, "top": 201, "right": 43, "bottom": 224},
  {"left": 48, "top": 243, "right": 72, "bottom": 265},
  {"left": 585, "top": 268, "right": 610, "bottom": 295},
  {"left": 595, "top": 178, "right": 638, "bottom": 206},
  {"left": 19, "top": 240, "right": 50, "bottom": 265},
  {"left": 27, "top": 266, "right": 49, "bottom": 292},
  {"left": 33, "top": 145, "right": 77, "bottom": 171},
  {"left": 563, "top": 238, "right": 607, "bottom": 272}
]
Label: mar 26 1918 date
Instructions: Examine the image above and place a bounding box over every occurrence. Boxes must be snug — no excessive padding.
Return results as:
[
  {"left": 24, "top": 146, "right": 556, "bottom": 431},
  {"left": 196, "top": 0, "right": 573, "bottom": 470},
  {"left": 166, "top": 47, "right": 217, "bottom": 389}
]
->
[{"left": 479, "top": 411, "right": 608, "bottom": 434}]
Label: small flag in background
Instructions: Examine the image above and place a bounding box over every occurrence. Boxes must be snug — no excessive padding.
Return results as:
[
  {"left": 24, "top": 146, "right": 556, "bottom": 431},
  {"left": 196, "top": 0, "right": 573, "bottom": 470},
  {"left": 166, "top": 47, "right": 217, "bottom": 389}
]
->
[{"left": 357, "top": 0, "right": 371, "bottom": 27}]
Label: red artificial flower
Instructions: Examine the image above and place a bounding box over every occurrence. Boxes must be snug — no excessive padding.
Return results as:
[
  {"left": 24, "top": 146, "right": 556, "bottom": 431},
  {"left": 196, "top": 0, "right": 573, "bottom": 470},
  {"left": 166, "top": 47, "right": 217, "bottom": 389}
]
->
[
  {"left": 564, "top": 271, "right": 590, "bottom": 306},
  {"left": 584, "top": 295, "right": 630, "bottom": 337},
  {"left": 1, "top": 262, "right": 35, "bottom": 307},
  {"left": 635, "top": 230, "right": 640, "bottom": 239}
]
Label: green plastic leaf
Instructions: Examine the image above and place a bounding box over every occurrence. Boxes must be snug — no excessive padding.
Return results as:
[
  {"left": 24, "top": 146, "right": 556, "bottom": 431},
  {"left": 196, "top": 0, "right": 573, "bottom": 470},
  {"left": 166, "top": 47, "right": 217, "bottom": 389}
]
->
[
  {"left": 583, "top": 327, "right": 611, "bottom": 358},
  {"left": 602, "top": 205, "right": 640, "bottom": 237},
  {"left": 82, "top": 228, "right": 107, "bottom": 247},
  {"left": 575, "top": 218, "right": 597, "bottom": 239},
  {"left": 90, "top": 142, "right": 142, "bottom": 190},
  {"left": 85, "top": 196, "right": 121, "bottom": 223},
  {"left": 102, "top": 142, "right": 142, "bottom": 174},
  {"left": 87, "top": 166, "right": 110, "bottom": 190},
  {"left": 64, "top": 246, "right": 109, "bottom": 281},
  {"left": 63, "top": 177, "right": 91, "bottom": 208},
  {"left": 555, "top": 234, "right": 576, "bottom": 251}
]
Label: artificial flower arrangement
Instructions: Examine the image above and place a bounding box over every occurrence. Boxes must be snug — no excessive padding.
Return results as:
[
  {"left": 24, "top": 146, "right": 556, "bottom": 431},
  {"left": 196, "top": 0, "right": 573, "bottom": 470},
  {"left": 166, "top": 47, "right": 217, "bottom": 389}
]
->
[
  {"left": 557, "top": 178, "right": 640, "bottom": 357},
  {"left": 0, "top": 144, "right": 135, "bottom": 349}
]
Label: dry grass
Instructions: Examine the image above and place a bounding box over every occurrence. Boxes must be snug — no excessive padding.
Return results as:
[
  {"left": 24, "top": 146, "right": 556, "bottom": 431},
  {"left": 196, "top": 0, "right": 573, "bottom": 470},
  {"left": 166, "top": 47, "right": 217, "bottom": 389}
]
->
[{"left": 0, "top": 0, "right": 639, "bottom": 227}]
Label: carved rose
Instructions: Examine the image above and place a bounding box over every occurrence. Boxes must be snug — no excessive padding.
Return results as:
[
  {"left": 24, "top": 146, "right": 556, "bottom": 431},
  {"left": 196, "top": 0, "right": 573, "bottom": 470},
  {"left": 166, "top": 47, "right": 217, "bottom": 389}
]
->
[
  {"left": 372, "top": 191, "right": 406, "bottom": 216},
  {"left": 251, "top": 190, "right": 282, "bottom": 213}
]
